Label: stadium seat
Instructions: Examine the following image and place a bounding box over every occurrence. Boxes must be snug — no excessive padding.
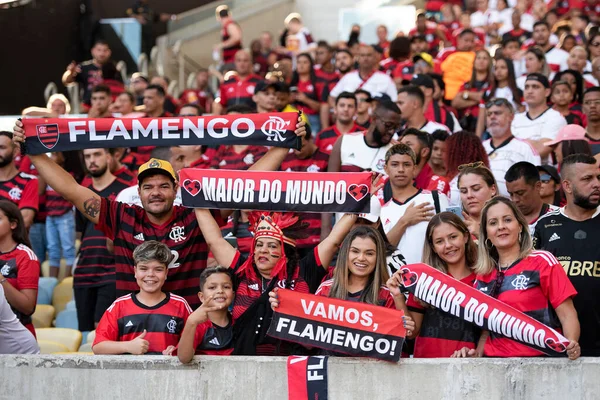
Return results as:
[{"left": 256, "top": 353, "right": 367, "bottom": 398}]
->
[
  {"left": 54, "top": 309, "right": 78, "bottom": 330},
  {"left": 37, "top": 277, "right": 58, "bottom": 305},
  {"left": 78, "top": 343, "right": 93, "bottom": 352},
  {"left": 38, "top": 340, "right": 70, "bottom": 354},
  {"left": 36, "top": 328, "right": 82, "bottom": 352},
  {"left": 32, "top": 304, "right": 55, "bottom": 328},
  {"left": 52, "top": 277, "right": 74, "bottom": 314},
  {"left": 86, "top": 330, "right": 96, "bottom": 344},
  {"left": 65, "top": 300, "right": 76, "bottom": 311}
]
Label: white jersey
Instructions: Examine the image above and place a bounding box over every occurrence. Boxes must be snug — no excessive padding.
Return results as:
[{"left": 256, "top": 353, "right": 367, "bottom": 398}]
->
[
  {"left": 116, "top": 185, "right": 182, "bottom": 207},
  {"left": 0, "top": 285, "right": 39, "bottom": 354},
  {"left": 511, "top": 108, "right": 566, "bottom": 143},
  {"left": 448, "top": 175, "right": 460, "bottom": 207},
  {"left": 329, "top": 70, "right": 398, "bottom": 101},
  {"left": 545, "top": 47, "right": 569, "bottom": 73},
  {"left": 420, "top": 120, "right": 451, "bottom": 134},
  {"left": 340, "top": 132, "right": 392, "bottom": 174},
  {"left": 483, "top": 137, "right": 541, "bottom": 197},
  {"left": 381, "top": 190, "right": 449, "bottom": 265}
]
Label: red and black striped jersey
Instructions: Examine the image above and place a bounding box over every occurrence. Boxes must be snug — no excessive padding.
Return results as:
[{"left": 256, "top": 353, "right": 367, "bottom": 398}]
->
[
  {"left": 280, "top": 149, "right": 329, "bottom": 248},
  {"left": 474, "top": 251, "right": 577, "bottom": 357},
  {"left": 75, "top": 178, "right": 130, "bottom": 288},
  {"left": 216, "top": 74, "right": 262, "bottom": 110},
  {"left": 408, "top": 273, "right": 479, "bottom": 358},
  {"left": 314, "top": 123, "right": 364, "bottom": 155},
  {"left": 80, "top": 166, "right": 135, "bottom": 189},
  {"left": 315, "top": 279, "right": 395, "bottom": 309},
  {"left": 229, "top": 247, "right": 325, "bottom": 355},
  {"left": 45, "top": 186, "right": 72, "bottom": 217},
  {"left": 192, "top": 318, "right": 234, "bottom": 355},
  {"left": 210, "top": 145, "right": 268, "bottom": 170},
  {"left": 0, "top": 243, "right": 39, "bottom": 336},
  {"left": 0, "top": 172, "right": 38, "bottom": 212},
  {"left": 293, "top": 79, "right": 326, "bottom": 116},
  {"left": 97, "top": 198, "right": 224, "bottom": 309},
  {"left": 94, "top": 292, "right": 192, "bottom": 354},
  {"left": 189, "top": 147, "right": 219, "bottom": 169},
  {"left": 221, "top": 20, "right": 242, "bottom": 63},
  {"left": 18, "top": 159, "right": 47, "bottom": 222}
]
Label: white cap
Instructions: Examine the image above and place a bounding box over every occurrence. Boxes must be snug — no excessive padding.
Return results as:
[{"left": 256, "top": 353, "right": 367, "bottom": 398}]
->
[{"left": 358, "top": 196, "right": 381, "bottom": 223}]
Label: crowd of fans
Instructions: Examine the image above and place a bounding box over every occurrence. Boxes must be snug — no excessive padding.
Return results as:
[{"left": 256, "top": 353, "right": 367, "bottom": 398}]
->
[{"left": 1, "top": 1, "right": 600, "bottom": 362}]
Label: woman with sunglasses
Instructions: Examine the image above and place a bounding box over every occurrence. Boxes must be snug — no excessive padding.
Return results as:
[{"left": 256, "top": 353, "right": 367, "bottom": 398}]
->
[
  {"left": 453, "top": 197, "right": 581, "bottom": 359},
  {"left": 392, "top": 212, "right": 479, "bottom": 357},
  {"left": 457, "top": 163, "right": 498, "bottom": 240}
]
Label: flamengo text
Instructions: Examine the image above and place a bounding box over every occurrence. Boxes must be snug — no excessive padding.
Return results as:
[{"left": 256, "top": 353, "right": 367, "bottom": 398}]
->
[
  {"left": 200, "top": 177, "right": 348, "bottom": 205},
  {"left": 67, "top": 118, "right": 255, "bottom": 142}
]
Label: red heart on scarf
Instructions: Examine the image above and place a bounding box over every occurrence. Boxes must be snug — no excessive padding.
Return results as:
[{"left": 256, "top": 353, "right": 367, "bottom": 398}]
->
[
  {"left": 348, "top": 184, "right": 369, "bottom": 202},
  {"left": 400, "top": 268, "right": 418, "bottom": 288},
  {"left": 183, "top": 179, "right": 202, "bottom": 196},
  {"left": 545, "top": 337, "right": 567, "bottom": 353}
]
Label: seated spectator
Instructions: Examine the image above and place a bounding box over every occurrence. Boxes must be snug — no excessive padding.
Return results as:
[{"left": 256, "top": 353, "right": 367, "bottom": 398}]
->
[
  {"left": 583, "top": 87, "right": 600, "bottom": 155},
  {"left": 400, "top": 128, "right": 435, "bottom": 190},
  {"left": 0, "top": 285, "right": 39, "bottom": 354},
  {"left": 501, "top": 9, "right": 531, "bottom": 45},
  {"left": 516, "top": 47, "right": 551, "bottom": 91},
  {"left": 457, "top": 197, "right": 580, "bottom": 359},
  {"left": 414, "top": 74, "right": 461, "bottom": 133},
  {"left": 93, "top": 241, "right": 192, "bottom": 355},
  {"left": 427, "top": 130, "right": 449, "bottom": 186},
  {"left": 536, "top": 165, "right": 562, "bottom": 207},
  {"left": 178, "top": 69, "right": 214, "bottom": 113},
  {"left": 212, "top": 50, "right": 262, "bottom": 115},
  {"left": 113, "top": 92, "right": 136, "bottom": 116},
  {"left": 440, "top": 29, "right": 477, "bottom": 101},
  {"left": 150, "top": 76, "right": 179, "bottom": 114},
  {"left": 498, "top": 37, "right": 524, "bottom": 77},
  {"left": 177, "top": 266, "right": 234, "bottom": 362},
  {"left": 566, "top": 46, "right": 590, "bottom": 76},
  {"left": 484, "top": 58, "right": 523, "bottom": 113},
  {"left": 129, "top": 72, "right": 149, "bottom": 106},
  {"left": 586, "top": 31, "right": 600, "bottom": 65},
  {"left": 22, "top": 93, "right": 71, "bottom": 117},
  {"left": 314, "top": 92, "right": 360, "bottom": 155},
  {"left": 452, "top": 50, "right": 493, "bottom": 132},
  {"left": 470, "top": 0, "right": 500, "bottom": 43},
  {"left": 409, "top": 12, "right": 448, "bottom": 55},
  {"left": 400, "top": 212, "right": 479, "bottom": 357},
  {"left": 354, "top": 89, "right": 372, "bottom": 129},
  {"left": 0, "top": 200, "right": 39, "bottom": 337},
  {"left": 397, "top": 86, "right": 451, "bottom": 133},
  {"left": 544, "top": 124, "right": 593, "bottom": 167},
  {"left": 457, "top": 163, "right": 498, "bottom": 239},
  {"left": 88, "top": 84, "right": 113, "bottom": 118},
  {"left": 527, "top": 21, "right": 569, "bottom": 73},
  {"left": 551, "top": 81, "right": 585, "bottom": 126}
]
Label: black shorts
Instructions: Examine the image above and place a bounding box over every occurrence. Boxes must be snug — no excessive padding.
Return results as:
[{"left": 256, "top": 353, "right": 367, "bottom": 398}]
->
[{"left": 74, "top": 283, "right": 116, "bottom": 332}]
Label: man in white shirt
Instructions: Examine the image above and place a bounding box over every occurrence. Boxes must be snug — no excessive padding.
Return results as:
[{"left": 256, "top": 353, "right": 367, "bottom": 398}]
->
[
  {"left": 470, "top": 0, "right": 500, "bottom": 43},
  {"left": 531, "top": 21, "right": 568, "bottom": 73},
  {"left": 511, "top": 73, "right": 567, "bottom": 159},
  {"left": 328, "top": 45, "right": 397, "bottom": 103},
  {"left": 483, "top": 98, "right": 541, "bottom": 196},
  {"left": 396, "top": 85, "right": 451, "bottom": 134},
  {"left": 380, "top": 144, "right": 448, "bottom": 265}
]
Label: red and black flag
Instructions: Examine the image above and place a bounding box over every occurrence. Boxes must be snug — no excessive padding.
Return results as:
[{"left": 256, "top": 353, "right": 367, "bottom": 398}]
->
[
  {"left": 287, "top": 356, "right": 328, "bottom": 400},
  {"left": 267, "top": 289, "right": 406, "bottom": 362},
  {"left": 21, "top": 113, "right": 300, "bottom": 155},
  {"left": 397, "top": 263, "right": 571, "bottom": 356},
  {"left": 179, "top": 169, "right": 372, "bottom": 213}
]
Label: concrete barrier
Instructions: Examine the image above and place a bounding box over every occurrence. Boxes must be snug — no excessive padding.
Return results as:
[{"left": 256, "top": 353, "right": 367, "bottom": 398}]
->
[{"left": 0, "top": 355, "right": 598, "bottom": 400}]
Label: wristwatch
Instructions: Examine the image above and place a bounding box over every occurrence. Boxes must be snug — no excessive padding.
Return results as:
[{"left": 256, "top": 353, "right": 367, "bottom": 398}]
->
[{"left": 463, "top": 92, "right": 469, "bottom": 100}]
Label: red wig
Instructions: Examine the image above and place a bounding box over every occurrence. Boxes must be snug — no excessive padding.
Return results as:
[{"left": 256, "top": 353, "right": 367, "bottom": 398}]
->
[{"left": 445, "top": 131, "right": 490, "bottom": 180}]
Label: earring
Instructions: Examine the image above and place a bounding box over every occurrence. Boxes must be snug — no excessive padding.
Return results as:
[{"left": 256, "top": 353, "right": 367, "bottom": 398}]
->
[
  {"left": 518, "top": 231, "right": 522, "bottom": 242},
  {"left": 485, "top": 238, "right": 494, "bottom": 249}
]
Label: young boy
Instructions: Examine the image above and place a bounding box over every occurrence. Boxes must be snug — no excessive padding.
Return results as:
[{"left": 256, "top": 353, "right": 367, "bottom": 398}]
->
[
  {"left": 93, "top": 240, "right": 192, "bottom": 355},
  {"left": 177, "top": 266, "right": 234, "bottom": 363}
]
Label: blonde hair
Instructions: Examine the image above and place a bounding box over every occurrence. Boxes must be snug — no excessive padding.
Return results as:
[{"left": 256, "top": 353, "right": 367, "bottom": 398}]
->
[
  {"left": 474, "top": 197, "right": 532, "bottom": 275},
  {"left": 329, "top": 226, "right": 389, "bottom": 305},
  {"left": 422, "top": 212, "right": 478, "bottom": 273}
]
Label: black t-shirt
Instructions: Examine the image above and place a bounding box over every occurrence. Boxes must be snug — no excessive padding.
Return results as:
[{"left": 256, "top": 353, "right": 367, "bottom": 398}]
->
[
  {"left": 76, "top": 60, "right": 123, "bottom": 105},
  {"left": 533, "top": 207, "right": 600, "bottom": 356}
]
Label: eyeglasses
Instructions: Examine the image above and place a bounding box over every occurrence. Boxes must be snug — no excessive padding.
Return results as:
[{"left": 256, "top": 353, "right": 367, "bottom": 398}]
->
[
  {"left": 540, "top": 174, "right": 552, "bottom": 183},
  {"left": 490, "top": 269, "right": 505, "bottom": 298},
  {"left": 458, "top": 161, "right": 485, "bottom": 171},
  {"left": 485, "top": 98, "right": 512, "bottom": 109}
]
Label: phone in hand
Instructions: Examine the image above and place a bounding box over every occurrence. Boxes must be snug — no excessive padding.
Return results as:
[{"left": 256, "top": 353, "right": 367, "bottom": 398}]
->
[{"left": 446, "top": 206, "right": 463, "bottom": 220}]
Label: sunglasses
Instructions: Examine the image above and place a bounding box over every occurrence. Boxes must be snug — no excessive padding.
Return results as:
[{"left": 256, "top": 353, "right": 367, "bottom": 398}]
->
[
  {"left": 540, "top": 174, "right": 552, "bottom": 183},
  {"left": 485, "top": 98, "right": 512, "bottom": 109},
  {"left": 458, "top": 161, "right": 484, "bottom": 171}
]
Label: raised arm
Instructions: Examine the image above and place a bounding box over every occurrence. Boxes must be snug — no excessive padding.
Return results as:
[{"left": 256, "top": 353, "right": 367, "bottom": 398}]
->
[
  {"left": 195, "top": 209, "right": 237, "bottom": 267},
  {"left": 316, "top": 213, "right": 357, "bottom": 269},
  {"left": 320, "top": 135, "right": 343, "bottom": 239},
  {"left": 249, "top": 115, "right": 306, "bottom": 172},
  {"left": 12, "top": 120, "right": 101, "bottom": 224}
]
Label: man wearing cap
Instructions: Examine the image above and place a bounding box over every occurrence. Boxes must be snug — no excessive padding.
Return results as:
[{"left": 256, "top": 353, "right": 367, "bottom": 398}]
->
[
  {"left": 544, "top": 124, "right": 591, "bottom": 165},
  {"left": 482, "top": 98, "right": 540, "bottom": 196},
  {"left": 583, "top": 87, "right": 600, "bottom": 156},
  {"left": 505, "top": 161, "right": 557, "bottom": 235},
  {"left": 511, "top": 73, "right": 567, "bottom": 159},
  {"left": 328, "top": 45, "right": 397, "bottom": 104},
  {"left": 12, "top": 117, "right": 307, "bottom": 309},
  {"left": 412, "top": 74, "right": 461, "bottom": 133},
  {"left": 212, "top": 50, "right": 261, "bottom": 115},
  {"left": 74, "top": 148, "right": 130, "bottom": 331},
  {"left": 413, "top": 52, "right": 435, "bottom": 75},
  {"left": 396, "top": 85, "right": 451, "bottom": 134},
  {"left": 537, "top": 165, "right": 562, "bottom": 207}
]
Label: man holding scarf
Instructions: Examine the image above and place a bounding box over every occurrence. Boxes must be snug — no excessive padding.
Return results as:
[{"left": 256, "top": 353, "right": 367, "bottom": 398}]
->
[{"left": 11, "top": 117, "right": 306, "bottom": 309}]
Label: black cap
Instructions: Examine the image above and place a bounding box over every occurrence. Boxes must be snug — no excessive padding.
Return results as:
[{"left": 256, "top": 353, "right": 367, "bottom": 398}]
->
[
  {"left": 410, "top": 34, "right": 427, "bottom": 43},
  {"left": 254, "top": 81, "right": 280, "bottom": 94},
  {"left": 372, "top": 93, "right": 392, "bottom": 102},
  {"left": 526, "top": 73, "right": 550, "bottom": 89},
  {"left": 411, "top": 74, "right": 434, "bottom": 90},
  {"left": 537, "top": 165, "right": 561, "bottom": 183}
]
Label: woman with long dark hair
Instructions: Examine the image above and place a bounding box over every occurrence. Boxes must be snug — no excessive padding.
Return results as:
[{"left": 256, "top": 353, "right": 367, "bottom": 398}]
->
[
  {"left": 290, "top": 52, "right": 323, "bottom": 132},
  {"left": 452, "top": 50, "right": 493, "bottom": 132},
  {"left": 270, "top": 225, "right": 415, "bottom": 356},
  {"left": 453, "top": 197, "right": 581, "bottom": 359},
  {"left": 0, "top": 200, "right": 39, "bottom": 337},
  {"left": 194, "top": 208, "right": 356, "bottom": 355},
  {"left": 393, "top": 212, "right": 480, "bottom": 357}
]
